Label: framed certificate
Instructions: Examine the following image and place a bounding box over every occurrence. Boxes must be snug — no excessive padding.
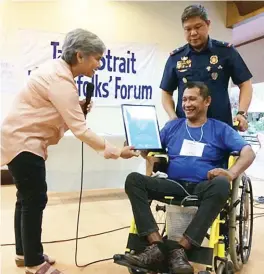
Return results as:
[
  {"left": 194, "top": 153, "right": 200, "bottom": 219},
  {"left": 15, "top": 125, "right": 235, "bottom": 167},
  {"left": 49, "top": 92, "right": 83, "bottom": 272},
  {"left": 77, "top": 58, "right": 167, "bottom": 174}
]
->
[{"left": 121, "top": 104, "right": 163, "bottom": 150}]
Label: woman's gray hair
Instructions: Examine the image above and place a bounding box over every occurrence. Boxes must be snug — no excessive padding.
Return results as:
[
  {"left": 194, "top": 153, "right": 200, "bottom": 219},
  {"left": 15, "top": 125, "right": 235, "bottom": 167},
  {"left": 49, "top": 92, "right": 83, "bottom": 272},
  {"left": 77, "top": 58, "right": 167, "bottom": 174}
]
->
[{"left": 61, "top": 28, "right": 106, "bottom": 64}]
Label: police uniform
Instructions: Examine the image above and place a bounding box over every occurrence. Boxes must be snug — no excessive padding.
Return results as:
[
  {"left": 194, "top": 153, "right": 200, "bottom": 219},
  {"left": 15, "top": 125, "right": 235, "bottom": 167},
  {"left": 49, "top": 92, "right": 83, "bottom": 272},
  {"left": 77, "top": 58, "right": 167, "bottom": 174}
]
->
[{"left": 160, "top": 38, "right": 252, "bottom": 126}]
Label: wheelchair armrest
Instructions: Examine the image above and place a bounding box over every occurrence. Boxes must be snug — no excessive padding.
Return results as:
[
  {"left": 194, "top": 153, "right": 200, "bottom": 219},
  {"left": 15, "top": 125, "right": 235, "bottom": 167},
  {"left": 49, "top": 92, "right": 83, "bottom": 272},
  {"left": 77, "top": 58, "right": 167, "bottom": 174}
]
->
[
  {"left": 230, "top": 151, "right": 240, "bottom": 157},
  {"left": 147, "top": 152, "right": 168, "bottom": 161},
  {"left": 147, "top": 151, "right": 167, "bottom": 157},
  {"left": 147, "top": 152, "right": 168, "bottom": 173}
]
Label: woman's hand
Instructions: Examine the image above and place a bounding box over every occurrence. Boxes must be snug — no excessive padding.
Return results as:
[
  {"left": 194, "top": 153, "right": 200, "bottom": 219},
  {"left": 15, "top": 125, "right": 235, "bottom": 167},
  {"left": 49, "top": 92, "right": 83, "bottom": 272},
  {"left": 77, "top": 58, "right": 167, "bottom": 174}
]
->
[
  {"left": 103, "top": 141, "right": 121, "bottom": 159},
  {"left": 103, "top": 142, "right": 140, "bottom": 160},
  {"left": 79, "top": 99, "right": 93, "bottom": 114}
]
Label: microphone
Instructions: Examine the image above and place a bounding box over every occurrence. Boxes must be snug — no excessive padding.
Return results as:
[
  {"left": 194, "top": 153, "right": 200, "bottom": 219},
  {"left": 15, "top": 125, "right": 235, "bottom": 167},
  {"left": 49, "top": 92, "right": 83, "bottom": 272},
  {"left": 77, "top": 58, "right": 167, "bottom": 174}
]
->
[{"left": 83, "top": 82, "right": 94, "bottom": 118}]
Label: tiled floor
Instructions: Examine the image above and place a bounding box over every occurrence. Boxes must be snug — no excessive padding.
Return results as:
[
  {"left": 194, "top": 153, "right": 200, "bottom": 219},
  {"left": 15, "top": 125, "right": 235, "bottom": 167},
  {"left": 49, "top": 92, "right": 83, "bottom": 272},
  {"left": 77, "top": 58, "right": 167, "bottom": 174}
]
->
[{"left": 1, "top": 178, "right": 264, "bottom": 274}]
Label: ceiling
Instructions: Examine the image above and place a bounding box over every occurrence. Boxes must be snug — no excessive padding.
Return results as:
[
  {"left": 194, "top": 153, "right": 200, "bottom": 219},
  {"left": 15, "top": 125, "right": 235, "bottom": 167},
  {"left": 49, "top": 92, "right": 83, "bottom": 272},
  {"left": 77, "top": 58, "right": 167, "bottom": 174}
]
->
[{"left": 234, "top": 1, "right": 264, "bottom": 15}]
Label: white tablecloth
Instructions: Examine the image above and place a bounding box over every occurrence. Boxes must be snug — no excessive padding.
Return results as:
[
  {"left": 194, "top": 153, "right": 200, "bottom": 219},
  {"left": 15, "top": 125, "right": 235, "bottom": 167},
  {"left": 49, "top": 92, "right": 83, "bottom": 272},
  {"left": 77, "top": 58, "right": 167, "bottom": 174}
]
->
[{"left": 45, "top": 132, "right": 145, "bottom": 192}]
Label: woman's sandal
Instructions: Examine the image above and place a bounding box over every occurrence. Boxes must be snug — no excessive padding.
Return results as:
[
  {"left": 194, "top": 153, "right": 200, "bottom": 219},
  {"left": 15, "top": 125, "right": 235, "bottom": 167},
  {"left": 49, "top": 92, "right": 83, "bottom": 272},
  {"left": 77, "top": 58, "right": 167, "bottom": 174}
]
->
[
  {"left": 25, "top": 262, "right": 63, "bottom": 274},
  {"left": 16, "top": 254, "right": 55, "bottom": 267}
]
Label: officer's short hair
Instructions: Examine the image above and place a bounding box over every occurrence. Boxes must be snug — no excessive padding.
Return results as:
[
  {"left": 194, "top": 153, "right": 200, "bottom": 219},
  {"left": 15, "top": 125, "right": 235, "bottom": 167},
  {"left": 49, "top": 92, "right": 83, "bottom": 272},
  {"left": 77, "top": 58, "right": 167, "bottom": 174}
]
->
[
  {"left": 184, "top": 81, "right": 211, "bottom": 99},
  {"left": 181, "top": 5, "right": 209, "bottom": 24}
]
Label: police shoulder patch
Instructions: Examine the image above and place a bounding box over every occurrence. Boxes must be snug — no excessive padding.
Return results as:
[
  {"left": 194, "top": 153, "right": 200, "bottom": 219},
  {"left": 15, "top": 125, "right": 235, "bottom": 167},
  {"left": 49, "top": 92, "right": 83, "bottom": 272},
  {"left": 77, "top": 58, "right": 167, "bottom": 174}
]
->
[
  {"left": 170, "top": 49, "right": 177, "bottom": 56},
  {"left": 212, "top": 39, "right": 233, "bottom": 48},
  {"left": 169, "top": 44, "right": 187, "bottom": 56}
]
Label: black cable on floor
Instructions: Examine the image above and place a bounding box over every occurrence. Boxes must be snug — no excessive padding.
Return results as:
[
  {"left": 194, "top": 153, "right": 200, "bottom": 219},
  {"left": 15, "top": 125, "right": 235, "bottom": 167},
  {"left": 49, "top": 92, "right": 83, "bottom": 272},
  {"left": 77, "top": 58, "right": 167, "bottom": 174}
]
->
[
  {"left": 1, "top": 141, "right": 130, "bottom": 269},
  {"left": 253, "top": 214, "right": 264, "bottom": 220},
  {"left": 253, "top": 205, "right": 264, "bottom": 209},
  {"left": 74, "top": 142, "right": 119, "bottom": 267},
  {"left": 0, "top": 226, "right": 130, "bottom": 247},
  {"left": 74, "top": 141, "right": 85, "bottom": 267}
]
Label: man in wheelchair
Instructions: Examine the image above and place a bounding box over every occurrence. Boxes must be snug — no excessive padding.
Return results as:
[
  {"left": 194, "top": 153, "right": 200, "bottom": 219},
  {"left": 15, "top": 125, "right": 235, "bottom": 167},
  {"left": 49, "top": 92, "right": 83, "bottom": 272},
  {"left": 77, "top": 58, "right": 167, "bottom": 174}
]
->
[{"left": 123, "top": 82, "right": 255, "bottom": 274}]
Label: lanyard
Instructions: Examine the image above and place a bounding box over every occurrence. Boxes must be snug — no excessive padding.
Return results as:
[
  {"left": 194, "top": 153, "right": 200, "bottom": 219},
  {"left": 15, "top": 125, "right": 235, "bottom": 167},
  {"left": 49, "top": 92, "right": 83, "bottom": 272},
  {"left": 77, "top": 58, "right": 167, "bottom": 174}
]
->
[{"left": 185, "top": 120, "right": 205, "bottom": 142}]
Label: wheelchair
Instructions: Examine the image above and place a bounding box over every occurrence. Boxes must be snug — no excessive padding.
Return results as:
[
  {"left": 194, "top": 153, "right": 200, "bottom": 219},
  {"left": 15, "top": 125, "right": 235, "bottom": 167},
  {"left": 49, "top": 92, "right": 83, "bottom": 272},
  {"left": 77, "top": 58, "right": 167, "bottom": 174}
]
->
[{"left": 114, "top": 149, "right": 254, "bottom": 274}]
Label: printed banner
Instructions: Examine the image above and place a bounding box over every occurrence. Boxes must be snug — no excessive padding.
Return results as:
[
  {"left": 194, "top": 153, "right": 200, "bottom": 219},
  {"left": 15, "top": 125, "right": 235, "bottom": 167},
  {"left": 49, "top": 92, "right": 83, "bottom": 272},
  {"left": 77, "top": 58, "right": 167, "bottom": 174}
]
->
[{"left": 19, "top": 29, "right": 158, "bottom": 106}]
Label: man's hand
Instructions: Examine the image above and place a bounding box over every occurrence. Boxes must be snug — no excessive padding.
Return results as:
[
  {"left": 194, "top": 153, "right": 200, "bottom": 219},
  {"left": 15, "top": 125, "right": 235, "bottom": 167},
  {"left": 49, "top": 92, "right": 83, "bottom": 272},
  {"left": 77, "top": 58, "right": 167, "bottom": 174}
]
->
[
  {"left": 140, "top": 150, "right": 149, "bottom": 159},
  {"left": 120, "top": 146, "right": 140, "bottom": 159},
  {"left": 79, "top": 99, "right": 93, "bottom": 114},
  {"left": 234, "top": 114, "right": 248, "bottom": 132},
  {"left": 207, "top": 168, "right": 236, "bottom": 182}
]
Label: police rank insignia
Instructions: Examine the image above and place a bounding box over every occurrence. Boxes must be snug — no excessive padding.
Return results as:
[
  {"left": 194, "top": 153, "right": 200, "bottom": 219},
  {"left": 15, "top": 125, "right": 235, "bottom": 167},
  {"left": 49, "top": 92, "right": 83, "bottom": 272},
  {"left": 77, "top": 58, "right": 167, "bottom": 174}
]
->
[
  {"left": 176, "top": 56, "right": 192, "bottom": 70},
  {"left": 176, "top": 61, "right": 182, "bottom": 69},
  {"left": 211, "top": 72, "right": 218, "bottom": 80},
  {"left": 210, "top": 55, "right": 218, "bottom": 65}
]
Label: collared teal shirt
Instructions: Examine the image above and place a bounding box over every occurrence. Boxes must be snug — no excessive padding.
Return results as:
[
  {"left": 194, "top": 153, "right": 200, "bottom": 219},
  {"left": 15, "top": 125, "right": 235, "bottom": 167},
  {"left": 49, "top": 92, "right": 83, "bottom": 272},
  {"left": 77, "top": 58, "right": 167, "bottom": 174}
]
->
[{"left": 160, "top": 38, "right": 252, "bottom": 126}]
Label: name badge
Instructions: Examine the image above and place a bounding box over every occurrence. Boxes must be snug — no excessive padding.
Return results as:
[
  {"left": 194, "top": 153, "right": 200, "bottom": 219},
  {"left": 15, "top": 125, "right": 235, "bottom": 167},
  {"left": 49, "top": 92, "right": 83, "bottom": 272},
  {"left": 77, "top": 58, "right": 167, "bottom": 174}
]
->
[{"left": 180, "top": 139, "right": 205, "bottom": 157}]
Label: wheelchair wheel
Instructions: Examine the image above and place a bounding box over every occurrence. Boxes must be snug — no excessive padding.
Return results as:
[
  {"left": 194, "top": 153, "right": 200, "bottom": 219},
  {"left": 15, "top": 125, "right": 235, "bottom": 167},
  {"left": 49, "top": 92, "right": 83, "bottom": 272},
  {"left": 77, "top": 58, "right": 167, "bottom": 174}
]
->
[
  {"left": 229, "top": 174, "right": 253, "bottom": 271},
  {"left": 239, "top": 176, "right": 253, "bottom": 263}
]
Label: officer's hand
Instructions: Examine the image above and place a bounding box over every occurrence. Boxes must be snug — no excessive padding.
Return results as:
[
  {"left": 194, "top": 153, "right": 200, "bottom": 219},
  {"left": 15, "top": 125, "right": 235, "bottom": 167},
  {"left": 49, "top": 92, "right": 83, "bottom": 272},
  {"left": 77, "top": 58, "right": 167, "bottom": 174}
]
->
[
  {"left": 207, "top": 168, "right": 235, "bottom": 182},
  {"left": 234, "top": 114, "right": 248, "bottom": 132},
  {"left": 120, "top": 146, "right": 140, "bottom": 159}
]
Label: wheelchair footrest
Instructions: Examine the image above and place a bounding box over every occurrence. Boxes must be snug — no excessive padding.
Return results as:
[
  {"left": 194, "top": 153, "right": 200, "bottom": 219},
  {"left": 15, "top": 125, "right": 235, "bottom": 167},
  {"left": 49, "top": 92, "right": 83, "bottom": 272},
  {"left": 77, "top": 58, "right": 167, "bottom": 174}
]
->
[
  {"left": 126, "top": 233, "right": 214, "bottom": 266},
  {"left": 186, "top": 246, "right": 213, "bottom": 266},
  {"left": 114, "top": 253, "right": 202, "bottom": 273}
]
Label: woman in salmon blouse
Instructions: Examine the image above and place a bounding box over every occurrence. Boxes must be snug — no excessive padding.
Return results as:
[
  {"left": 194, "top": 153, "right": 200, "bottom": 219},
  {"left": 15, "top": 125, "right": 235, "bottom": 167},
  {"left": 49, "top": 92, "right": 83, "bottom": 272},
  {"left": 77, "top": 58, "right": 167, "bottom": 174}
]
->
[{"left": 1, "top": 28, "right": 138, "bottom": 274}]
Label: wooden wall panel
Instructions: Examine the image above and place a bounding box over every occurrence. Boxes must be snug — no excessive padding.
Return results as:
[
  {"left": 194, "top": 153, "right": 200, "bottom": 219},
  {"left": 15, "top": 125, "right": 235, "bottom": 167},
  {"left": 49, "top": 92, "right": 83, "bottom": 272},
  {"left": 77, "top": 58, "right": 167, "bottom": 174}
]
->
[{"left": 226, "top": 1, "right": 264, "bottom": 28}]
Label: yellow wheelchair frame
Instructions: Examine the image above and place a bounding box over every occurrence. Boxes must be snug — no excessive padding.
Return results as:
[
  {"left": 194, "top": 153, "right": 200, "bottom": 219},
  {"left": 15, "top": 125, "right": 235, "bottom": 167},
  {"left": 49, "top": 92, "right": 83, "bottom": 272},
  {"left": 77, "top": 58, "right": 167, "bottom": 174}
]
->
[{"left": 114, "top": 151, "right": 254, "bottom": 274}]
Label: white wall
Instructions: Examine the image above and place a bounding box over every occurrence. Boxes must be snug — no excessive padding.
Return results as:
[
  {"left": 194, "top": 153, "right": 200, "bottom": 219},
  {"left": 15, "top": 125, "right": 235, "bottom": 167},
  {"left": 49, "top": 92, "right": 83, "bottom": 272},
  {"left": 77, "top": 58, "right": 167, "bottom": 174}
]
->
[
  {"left": 232, "top": 15, "right": 264, "bottom": 46},
  {"left": 1, "top": 0, "right": 232, "bottom": 134},
  {"left": 236, "top": 38, "right": 264, "bottom": 85}
]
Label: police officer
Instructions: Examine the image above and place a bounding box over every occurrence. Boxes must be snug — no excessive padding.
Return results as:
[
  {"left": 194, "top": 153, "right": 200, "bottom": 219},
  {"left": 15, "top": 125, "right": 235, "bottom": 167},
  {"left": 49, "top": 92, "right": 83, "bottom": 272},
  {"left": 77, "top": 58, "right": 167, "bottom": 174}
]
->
[{"left": 160, "top": 4, "right": 253, "bottom": 131}]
